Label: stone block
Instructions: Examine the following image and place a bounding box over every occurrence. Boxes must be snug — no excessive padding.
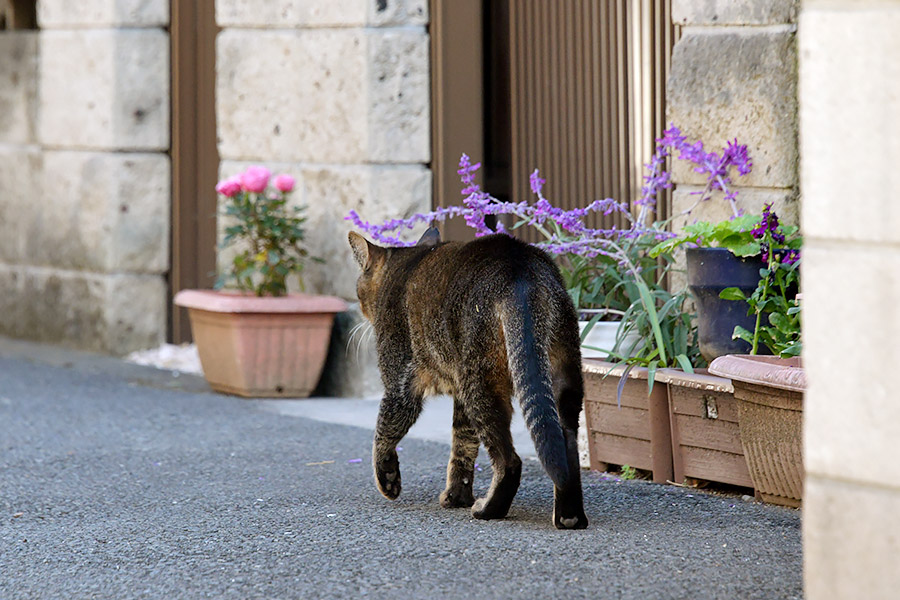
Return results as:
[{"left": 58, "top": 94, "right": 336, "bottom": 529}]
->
[
  {"left": 216, "top": 28, "right": 429, "bottom": 163},
  {"left": 0, "top": 32, "right": 39, "bottom": 144},
  {"left": 367, "top": 29, "right": 430, "bottom": 162},
  {"left": 216, "top": 0, "right": 427, "bottom": 27},
  {"left": 39, "top": 29, "right": 169, "bottom": 151},
  {"left": 217, "top": 29, "right": 366, "bottom": 163},
  {"left": 802, "top": 241, "right": 900, "bottom": 487},
  {"left": 0, "top": 266, "right": 166, "bottom": 354},
  {"left": 673, "top": 0, "right": 797, "bottom": 26},
  {"left": 367, "top": 0, "right": 428, "bottom": 27},
  {"left": 667, "top": 30, "right": 798, "bottom": 189},
  {"left": 38, "top": 0, "right": 169, "bottom": 28},
  {"left": 805, "top": 476, "right": 900, "bottom": 600},
  {"left": 0, "top": 145, "right": 42, "bottom": 265},
  {"left": 216, "top": 161, "right": 431, "bottom": 299},
  {"left": 799, "top": 5, "right": 900, "bottom": 245},
  {"left": 26, "top": 151, "right": 170, "bottom": 274}
]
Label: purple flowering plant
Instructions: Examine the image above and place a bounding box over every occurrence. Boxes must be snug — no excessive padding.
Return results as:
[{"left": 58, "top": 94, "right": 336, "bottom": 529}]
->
[
  {"left": 720, "top": 204, "right": 802, "bottom": 357},
  {"left": 346, "top": 125, "right": 761, "bottom": 371}
]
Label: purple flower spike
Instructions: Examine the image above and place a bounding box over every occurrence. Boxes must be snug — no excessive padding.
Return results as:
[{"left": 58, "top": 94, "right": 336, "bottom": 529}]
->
[{"left": 529, "top": 169, "right": 546, "bottom": 197}]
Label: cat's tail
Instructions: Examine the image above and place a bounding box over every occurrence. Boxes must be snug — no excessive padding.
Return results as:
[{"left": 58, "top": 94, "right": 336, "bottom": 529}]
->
[{"left": 502, "top": 280, "right": 570, "bottom": 489}]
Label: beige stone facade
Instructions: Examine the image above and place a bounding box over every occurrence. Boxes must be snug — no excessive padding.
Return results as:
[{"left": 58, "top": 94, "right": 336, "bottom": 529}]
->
[
  {"left": 215, "top": 4, "right": 432, "bottom": 302},
  {"left": 0, "top": 0, "right": 429, "bottom": 366},
  {"left": 0, "top": 0, "right": 170, "bottom": 354},
  {"left": 668, "top": 0, "right": 799, "bottom": 225},
  {"left": 800, "top": 1, "right": 900, "bottom": 597}
]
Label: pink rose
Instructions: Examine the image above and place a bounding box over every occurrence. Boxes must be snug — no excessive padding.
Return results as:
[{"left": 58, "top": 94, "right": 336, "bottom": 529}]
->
[
  {"left": 240, "top": 166, "right": 271, "bottom": 194},
  {"left": 215, "top": 176, "right": 242, "bottom": 197},
  {"left": 273, "top": 174, "right": 296, "bottom": 193}
]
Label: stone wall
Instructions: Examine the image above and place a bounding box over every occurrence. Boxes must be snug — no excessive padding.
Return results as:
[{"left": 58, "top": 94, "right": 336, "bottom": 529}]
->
[
  {"left": 800, "top": 1, "right": 900, "bottom": 597},
  {"left": 215, "top": 0, "right": 432, "bottom": 396},
  {"left": 668, "top": 0, "right": 799, "bottom": 230},
  {"left": 0, "top": 0, "right": 170, "bottom": 354},
  {"left": 215, "top": 0, "right": 431, "bottom": 301}
]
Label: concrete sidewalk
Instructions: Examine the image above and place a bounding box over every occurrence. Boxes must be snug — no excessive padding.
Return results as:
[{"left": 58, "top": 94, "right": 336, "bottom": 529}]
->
[{"left": 0, "top": 337, "right": 802, "bottom": 599}]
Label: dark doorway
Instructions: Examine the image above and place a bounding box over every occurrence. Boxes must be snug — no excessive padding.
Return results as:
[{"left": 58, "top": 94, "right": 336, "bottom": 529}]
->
[{"left": 431, "top": 0, "right": 677, "bottom": 241}]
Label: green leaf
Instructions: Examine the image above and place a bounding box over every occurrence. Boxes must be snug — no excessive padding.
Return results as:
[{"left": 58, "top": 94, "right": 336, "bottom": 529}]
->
[
  {"left": 729, "top": 241, "right": 762, "bottom": 257},
  {"left": 675, "top": 354, "right": 694, "bottom": 374},
  {"left": 769, "top": 312, "right": 793, "bottom": 334},
  {"left": 780, "top": 343, "right": 802, "bottom": 357},
  {"left": 719, "top": 287, "right": 747, "bottom": 301},
  {"left": 732, "top": 325, "right": 754, "bottom": 344}
]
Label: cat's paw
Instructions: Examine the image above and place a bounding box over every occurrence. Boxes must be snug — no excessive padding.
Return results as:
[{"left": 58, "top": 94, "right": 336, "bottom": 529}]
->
[
  {"left": 553, "top": 510, "right": 589, "bottom": 530},
  {"left": 471, "top": 497, "right": 508, "bottom": 520},
  {"left": 374, "top": 454, "right": 402, "bottom": 500},
  {"left": 439, "top": 484, "right": 475, "bottom": 508}
]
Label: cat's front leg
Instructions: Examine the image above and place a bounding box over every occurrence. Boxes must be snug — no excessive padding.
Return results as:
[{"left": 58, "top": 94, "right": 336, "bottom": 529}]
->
[{"left": 372, "top": 389, "right": 423, "bottom": 500}]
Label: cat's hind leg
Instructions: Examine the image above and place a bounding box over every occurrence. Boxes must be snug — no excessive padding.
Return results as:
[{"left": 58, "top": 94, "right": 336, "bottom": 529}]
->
[
  {"left": 463, "top": 382, "right": 522, "bottom": 520},
  {"left": 440, "top": 397, "right": 478, "bottom": 508},
  {"left": 551, "top": 355, "right": 589, "bottom": 529}
]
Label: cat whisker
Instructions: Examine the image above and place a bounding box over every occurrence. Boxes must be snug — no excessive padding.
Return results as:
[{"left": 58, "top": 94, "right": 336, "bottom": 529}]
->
[
  {"left": 346, "top": 321, "right": 367, "bottom": 355},
  {"left": 358, "top": 322, "right": 375, "bottom": 363}
]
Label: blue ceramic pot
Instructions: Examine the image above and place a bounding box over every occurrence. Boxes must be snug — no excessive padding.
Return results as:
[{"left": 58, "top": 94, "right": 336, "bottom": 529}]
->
[{"left": 685, "top": 247, "right": 767, "bottom": 361}]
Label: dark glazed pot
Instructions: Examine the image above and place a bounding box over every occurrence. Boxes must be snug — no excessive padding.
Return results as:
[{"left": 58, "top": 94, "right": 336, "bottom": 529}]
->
[{"left": 685, "top": 247, "right": 767, "bottom": 361}]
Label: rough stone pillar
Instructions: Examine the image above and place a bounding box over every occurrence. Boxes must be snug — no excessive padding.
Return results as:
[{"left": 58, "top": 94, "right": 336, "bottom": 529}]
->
[
  {"left": 667, "top": 1, "right": 799, "bottom": 229},
  {"left": 215, "top": 0, "right": 431, "bottom": 396},
  {"left": 0, "top": 0, "right": 171, "bottom": 354},
  {"left": 800, "top": 1, "right": 900, "bottom": 597}
]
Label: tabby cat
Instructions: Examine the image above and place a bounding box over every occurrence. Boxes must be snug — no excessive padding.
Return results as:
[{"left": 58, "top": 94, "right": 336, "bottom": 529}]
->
[{"left": 348, "top": 227, "right": 588, "bottom": 529}]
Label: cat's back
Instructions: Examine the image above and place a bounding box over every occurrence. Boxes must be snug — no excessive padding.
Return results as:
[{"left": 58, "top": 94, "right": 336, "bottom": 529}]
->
[
  {"left": 405, "top": 234, "right": 573, "bottom": 337},
  {"left": 419, "top": 234, "right": 560, "bottom": 290}
]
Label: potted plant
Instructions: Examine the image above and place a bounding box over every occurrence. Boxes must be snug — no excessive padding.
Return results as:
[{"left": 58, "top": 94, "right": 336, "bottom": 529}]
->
[
  {"left": 647, "top": 131, "right": 801, "bottom": 363},
  {"left": 708, "top": 209, "right": 805, "bottom": 506},
  {"left": 175, "top": 166, "right": 347, "bottom": 398}
]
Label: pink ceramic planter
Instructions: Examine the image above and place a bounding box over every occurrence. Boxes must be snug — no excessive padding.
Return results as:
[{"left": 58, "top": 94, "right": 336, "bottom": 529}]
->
[
  {"left": 709, "top": 355, "right": 806, "bottom": 507},
  {"left": 174, "top": 290, "right": 347, "bottom": 398}
]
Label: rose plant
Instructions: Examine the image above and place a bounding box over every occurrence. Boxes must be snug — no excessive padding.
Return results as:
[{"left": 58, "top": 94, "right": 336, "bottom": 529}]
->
[{"left": 215, "top": 166, "right": 317, "bottom": 297}]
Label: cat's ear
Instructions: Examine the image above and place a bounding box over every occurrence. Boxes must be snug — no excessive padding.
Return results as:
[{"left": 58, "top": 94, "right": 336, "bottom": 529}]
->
[
  {"left": 416, "top": 226, "right": 441, "bottom": 247},
  {"left": 348, "top": 231, "right": 379, "bottom": 270}
]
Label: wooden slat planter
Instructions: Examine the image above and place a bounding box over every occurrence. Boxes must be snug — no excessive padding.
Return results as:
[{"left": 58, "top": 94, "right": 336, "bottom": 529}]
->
[
  {"left": 660, "top": 369, "right": 754, "bottom": 490},
  {"left": 582, "top": 359, "right": 673, "bottom": 484}
]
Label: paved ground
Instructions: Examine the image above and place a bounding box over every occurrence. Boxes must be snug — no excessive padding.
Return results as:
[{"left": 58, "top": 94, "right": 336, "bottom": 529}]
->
[{"left": 0, "top": 338, "right": 802, "bottom": 599}]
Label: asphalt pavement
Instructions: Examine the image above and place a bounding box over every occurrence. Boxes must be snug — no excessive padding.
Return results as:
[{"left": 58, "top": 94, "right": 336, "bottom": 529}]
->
[{"left": 0, "top": 338, "right": 802, "bottom": 599}]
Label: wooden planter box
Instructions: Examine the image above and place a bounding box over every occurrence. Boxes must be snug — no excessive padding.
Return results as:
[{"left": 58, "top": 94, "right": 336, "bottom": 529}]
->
[
  {"left": 582, "top": 359, "right": 673, "bottom": 483},
  {"left": 710, "top": 356, "right": 806, "bottom": 507},
  {"left": 661, "top": 369, "right": 754, "bottom": 490}
]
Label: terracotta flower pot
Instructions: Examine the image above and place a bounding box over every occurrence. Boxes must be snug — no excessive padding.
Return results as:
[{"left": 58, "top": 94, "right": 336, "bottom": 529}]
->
[
  {"left": 174, "top": 290, "right": 347, "bottom": 398},
  {"left": 582, "top": 359, "right": 674, "bottom": 483},
  {"left": 709, "top": 355, "right": 806, "bottom": 507}
]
